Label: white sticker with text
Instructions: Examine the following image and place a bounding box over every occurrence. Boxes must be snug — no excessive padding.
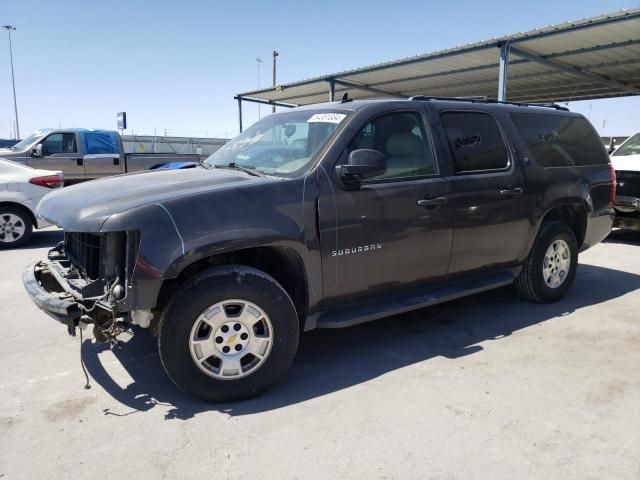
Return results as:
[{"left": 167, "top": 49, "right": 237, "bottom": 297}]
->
[{"left": 307, "top": 113, "right": 347, "bottom": 124}]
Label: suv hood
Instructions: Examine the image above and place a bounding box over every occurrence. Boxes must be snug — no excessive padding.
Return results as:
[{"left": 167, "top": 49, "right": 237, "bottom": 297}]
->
[
  {"left": 37, "top": 167, "right": 270, "bottom": 231},
  {"left": 611, "top": 154, "right": 640, "bottom": 173}
]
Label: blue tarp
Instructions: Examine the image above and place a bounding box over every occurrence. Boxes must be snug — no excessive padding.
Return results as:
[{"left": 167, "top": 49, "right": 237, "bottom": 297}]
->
[
  {"left": 84, "top": 130, "right": 119, "bottom": 155},
  {"left": 150, "top": 161, "right": 198, "bottom": 170},
  {"left": 0, "top": 139, "right": 19, "bottom": 148}
]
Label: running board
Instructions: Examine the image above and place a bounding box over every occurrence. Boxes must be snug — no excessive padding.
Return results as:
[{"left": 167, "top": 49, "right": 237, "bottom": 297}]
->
[{"left": 313, "top": 269, "right": 517, "bottom": 329}]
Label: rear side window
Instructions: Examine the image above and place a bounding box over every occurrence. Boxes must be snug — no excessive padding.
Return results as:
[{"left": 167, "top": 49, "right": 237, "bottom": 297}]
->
[
  {"left": 84, "top": 131, "right": 119, "bottom": 155},
  {"left": 441, "top": 112, "right": 509, "bottom": 173},
  {"left": 510, "top": 113, "right": 607, "bottom": 167}
]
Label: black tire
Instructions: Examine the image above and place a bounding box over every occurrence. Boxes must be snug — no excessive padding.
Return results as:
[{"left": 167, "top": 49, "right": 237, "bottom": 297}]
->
[
  {"left": 158, "top": 265, "right": 299, "bottom": 402},
  {"left": 515, "top": 221, "right": 578, "bottom": 303},
  {"left": 0, "top": 206, "right": 33, "bottom": 249}
]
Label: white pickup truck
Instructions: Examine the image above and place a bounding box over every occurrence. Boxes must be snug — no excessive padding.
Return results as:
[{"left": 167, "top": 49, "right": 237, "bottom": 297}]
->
[
  {"left": 0, "top": 128, "right": 199, "bottom": 184},
  {"left": 610, "top": 133, "right": 640, "bottom": 230}
]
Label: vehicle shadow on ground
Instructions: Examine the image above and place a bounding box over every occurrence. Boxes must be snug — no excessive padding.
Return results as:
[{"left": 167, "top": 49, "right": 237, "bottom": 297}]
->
[
  {"left": 605, "top": 229, "right": 640, "bottom": 245},
  {"left": 81, "top": 263, "right": 640, "bottom": 420},
  {"left": 19, "top": 229, "right": 63, "bottom": 250}
]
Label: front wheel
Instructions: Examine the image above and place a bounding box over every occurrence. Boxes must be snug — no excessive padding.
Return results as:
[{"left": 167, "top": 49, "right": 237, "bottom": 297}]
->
[
  {"left": 158, "top": 265, "right": 299, "bottom": 402},
  {"left": 515, "top": 221, "right": 578, "bottom": 303}
]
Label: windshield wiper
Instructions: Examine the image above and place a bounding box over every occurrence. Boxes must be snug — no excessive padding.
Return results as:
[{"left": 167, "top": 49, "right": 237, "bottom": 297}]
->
[{"left": 215, "top": 162, "right": 265, "bottom": 177}]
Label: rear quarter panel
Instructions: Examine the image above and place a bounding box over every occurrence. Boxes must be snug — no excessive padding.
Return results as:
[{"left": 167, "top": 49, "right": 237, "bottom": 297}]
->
[{"left": 504, "top": 109, "right": 614, "bottom": 256}]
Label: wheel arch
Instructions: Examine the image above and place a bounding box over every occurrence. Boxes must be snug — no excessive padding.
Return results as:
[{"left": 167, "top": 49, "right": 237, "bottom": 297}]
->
[
  {"left": 156, "top": 245, "right": 310, "bottom": 325},
  {"left": 0, "top": 201, "right": 37, "bottom": 227},
  {"left": 539, "top": 201, "right": 588, "bottom": 248}
]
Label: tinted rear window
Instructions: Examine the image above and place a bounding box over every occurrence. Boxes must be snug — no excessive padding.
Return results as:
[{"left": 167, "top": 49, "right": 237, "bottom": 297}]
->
[
  {"left": 441, "top": 112, "right": 509, "bottom": 173},
  {"left": 510, "top": 113, "right": 607, "bottom": 167}
]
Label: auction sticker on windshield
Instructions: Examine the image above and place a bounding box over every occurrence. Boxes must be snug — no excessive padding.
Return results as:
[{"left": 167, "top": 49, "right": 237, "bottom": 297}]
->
[{"left": 307, "top": 113, "right": 347, "bottom": 124}]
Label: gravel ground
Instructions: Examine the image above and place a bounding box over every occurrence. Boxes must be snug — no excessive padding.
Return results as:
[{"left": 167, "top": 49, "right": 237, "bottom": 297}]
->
[{"left": 0, "top": 228, "right": 638, "bottom": 480}]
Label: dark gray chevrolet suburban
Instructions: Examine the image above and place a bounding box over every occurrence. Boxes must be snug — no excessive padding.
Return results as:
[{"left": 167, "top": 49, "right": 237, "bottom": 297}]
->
[{"left": 23, "top": 98, "right": 615, "bottom": 401}]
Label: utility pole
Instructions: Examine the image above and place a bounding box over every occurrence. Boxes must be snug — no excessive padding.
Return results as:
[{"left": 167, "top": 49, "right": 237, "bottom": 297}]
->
[
  {"left": 272, "top": 50, "right": 279, "bottom": 113},
  {"left": 2, "top": 25, "right": 19, "bottom": 139},
  {"left": 256, "top": 57, "right": 263, "bottom": 119}
]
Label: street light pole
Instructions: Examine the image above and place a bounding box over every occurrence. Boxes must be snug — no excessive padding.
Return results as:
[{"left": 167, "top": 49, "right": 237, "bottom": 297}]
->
[
  {"left": 272, "top": 50, "right": 279, "bottom": 113},
  {"left": 2, "top": 25, "right": 19, "bottom": 139}
]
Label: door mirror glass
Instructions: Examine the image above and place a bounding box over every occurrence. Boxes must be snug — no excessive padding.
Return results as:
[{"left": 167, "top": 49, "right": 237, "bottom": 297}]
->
[
  {"left": 31, "top": 144, "right": 43, "bottom": 158},
  {"left": 336, "top": 149, "right": 387, "bottom": 184}
]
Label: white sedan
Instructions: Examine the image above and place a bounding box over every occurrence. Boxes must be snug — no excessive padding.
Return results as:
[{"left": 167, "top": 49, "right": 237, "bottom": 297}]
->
[{"left": 0, "top": 158, "right": 63, "bottom": 248}]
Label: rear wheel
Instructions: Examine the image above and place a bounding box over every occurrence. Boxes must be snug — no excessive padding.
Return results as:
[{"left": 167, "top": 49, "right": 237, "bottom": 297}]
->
[
  {"left": 515, "top": 221, "right": 578, "bottom": 303},
  {"left": 158, "top": 265, "right": 299, "bottom": 402},
  {"left": 0, "top": 206, "right": 33, "bottom": 248}
]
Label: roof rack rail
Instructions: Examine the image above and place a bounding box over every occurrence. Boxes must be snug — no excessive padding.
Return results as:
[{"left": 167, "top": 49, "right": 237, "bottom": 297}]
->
[
  {"left": 408, "top": 95, "right": 488, "bottom": 102},
  {"left": 408, "top": 95, "right": 569, "bottom": 111},
  {"left": 526, "top": 102, "right": 570, "bottom": 111}
]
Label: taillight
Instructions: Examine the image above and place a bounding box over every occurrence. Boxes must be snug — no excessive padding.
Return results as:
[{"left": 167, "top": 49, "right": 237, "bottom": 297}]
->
[
  {"left": 608, "top": 163, "right": 617, "bottom": 208},
  {"left": 29, "top": 174, "right": 64, "bottom": 189}
]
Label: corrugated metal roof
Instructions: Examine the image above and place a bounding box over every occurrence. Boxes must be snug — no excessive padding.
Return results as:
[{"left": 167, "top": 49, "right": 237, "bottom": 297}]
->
[{"left": 237, "top": 8, "right": 640, "bottom": 106}]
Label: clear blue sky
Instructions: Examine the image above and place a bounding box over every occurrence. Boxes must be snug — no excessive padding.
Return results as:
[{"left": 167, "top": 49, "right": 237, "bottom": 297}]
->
[{"left": 1, "top": 0, "right": 639, "bottom": 139}]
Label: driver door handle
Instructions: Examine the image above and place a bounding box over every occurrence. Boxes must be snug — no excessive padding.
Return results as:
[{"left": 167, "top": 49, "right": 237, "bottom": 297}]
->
[
  {"left": 418, "top": 197, "right": 448, "bottom": 208},
  {"left": 499, "top": 187, "right": 523, "bottom": 196}
]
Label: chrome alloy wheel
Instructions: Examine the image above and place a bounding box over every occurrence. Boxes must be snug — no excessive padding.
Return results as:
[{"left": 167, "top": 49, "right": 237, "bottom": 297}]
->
[
  {"left": 189, "top": 299, "right": 273, "bottom": 380},
  {"left": 0, "top": 213, "right": 26, "bottom": 244},
  {"left": 543, "top": 239, "right": 571, "bottom": 288}
]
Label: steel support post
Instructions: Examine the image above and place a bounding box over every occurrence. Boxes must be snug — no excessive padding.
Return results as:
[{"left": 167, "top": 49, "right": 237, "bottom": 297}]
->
[
  {"left": 329, "top": 78, "right": 336, "bottom": 102},
  {"left": 498, "top": 42, "right": 510, "bottom": 102}
]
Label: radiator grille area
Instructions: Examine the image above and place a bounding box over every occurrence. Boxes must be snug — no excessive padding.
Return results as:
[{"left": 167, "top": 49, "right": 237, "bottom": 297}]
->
[
  {"left": 64, "top": 232, "right": 102, "bottom": 280},
  {"left": 616, "top": 171, "right": 640, "bottom": 197}
]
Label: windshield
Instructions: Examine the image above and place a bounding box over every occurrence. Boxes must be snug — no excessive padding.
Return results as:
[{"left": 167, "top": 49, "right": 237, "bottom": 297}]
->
[
  {"left": 204, "top": 109, "right": 350, "bottom": 177},
  {"left": 612, "top": 133, "right": 640, "bottom": 157},
  {"left": 11, "top": 131, "right": 48, "bottom": 150}
]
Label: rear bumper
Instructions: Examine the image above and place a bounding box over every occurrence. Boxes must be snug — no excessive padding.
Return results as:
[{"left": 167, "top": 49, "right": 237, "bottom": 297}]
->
[
  {"left": 22, "top": 261, "right": 80, "bottom": 325},
  {"left": 613, "top": 195, "right": 640, "bottom": 231},
  {"left": 581, "top": 210, "right": 614, "bottom": 251}
]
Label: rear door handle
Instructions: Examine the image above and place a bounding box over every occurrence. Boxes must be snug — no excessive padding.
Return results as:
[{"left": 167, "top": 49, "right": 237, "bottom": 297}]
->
[
  {"left": 499, "top": 187, "right": 523, "bottom": 196},
  {"left": 418, "top": 197, "right": 448, "bottom": 208}
]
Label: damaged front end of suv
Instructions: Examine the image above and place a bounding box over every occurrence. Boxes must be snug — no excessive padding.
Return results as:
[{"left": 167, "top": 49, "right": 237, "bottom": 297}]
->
[
  {"left": 24, "top": 230, "right": 142, "bottom": 344},
  {"left": 611, "top": 133, "right": 640, "bottom": 231},
  {"left": 21, "top": 165, "right": 264, "bottom": 348}
]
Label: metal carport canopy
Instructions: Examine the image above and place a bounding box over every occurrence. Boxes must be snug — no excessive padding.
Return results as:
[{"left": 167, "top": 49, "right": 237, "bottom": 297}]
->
[{"left": 236, "top": 8, "right": 640, "bottom": 111}]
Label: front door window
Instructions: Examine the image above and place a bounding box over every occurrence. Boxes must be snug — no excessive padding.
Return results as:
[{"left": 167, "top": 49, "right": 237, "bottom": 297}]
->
[{"left": 42, "top": 133, "right": 77, "bottom": 156}]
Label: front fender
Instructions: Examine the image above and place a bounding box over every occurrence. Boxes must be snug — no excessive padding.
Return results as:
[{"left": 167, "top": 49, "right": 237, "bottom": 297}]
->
[{"left": 101, "top": 175, "right": 322, "bottom": 312}]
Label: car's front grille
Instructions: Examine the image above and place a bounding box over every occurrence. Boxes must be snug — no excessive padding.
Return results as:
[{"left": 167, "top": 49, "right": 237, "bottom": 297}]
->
[
  {"left": 616, "top": 170, "right": 640, "bottom": 197},
  {"left": 64, "top": 232, "right": 102, "bottom": 280}
]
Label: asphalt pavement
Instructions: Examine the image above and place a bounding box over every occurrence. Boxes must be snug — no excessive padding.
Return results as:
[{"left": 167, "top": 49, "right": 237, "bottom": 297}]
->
[{"left": 0, "top": 228, "right": 638, "bottom": 479}]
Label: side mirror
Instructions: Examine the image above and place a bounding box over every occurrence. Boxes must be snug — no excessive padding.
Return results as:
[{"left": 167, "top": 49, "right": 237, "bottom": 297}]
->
[
  {"left": 31, "top": 144, "right": 43, "bottom": 158},
  {"left": 336, "top": 149, "right": 387, "bottom": 186}
]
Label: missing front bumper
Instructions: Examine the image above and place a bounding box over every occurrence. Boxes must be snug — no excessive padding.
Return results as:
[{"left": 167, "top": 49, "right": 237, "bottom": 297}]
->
[{"left": 22, "top": 261, "right": 80, "bottom": 327}]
